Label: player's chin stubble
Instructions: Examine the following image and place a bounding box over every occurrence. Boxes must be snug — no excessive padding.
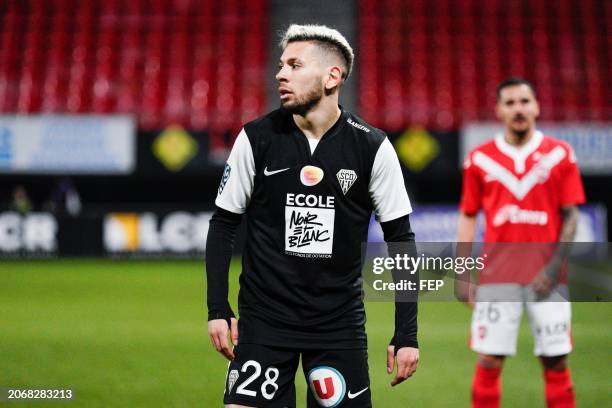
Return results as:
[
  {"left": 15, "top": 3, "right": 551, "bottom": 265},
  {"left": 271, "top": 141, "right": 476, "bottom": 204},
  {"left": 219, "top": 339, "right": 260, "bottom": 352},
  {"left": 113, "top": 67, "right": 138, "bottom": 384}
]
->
[
  {"left": 511, "top": 126, "right": 530, "bottom": 138},
  {"left": 281, "top": 85, "right": 324, "bottom": 115},
  {"left": 509, "top": 116, "right": 532, "bottom": 138}
]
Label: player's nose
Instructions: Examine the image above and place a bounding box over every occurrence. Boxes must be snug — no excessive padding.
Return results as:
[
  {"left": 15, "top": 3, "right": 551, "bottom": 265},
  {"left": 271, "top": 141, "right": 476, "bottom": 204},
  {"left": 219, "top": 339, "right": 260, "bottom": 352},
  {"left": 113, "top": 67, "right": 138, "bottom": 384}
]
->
[
  {"left": 512, "top": 106, "right": 524, "bottom": 115},
  {"left": 276, "top": 67, "right": 288, "bottom": 82}
]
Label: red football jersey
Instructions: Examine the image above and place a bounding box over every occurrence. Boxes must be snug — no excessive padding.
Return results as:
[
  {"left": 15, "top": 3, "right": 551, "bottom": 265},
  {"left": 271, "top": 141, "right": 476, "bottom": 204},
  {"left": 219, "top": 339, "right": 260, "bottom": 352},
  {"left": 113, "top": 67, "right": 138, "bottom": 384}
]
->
[{"left": 459, "top": 131, "right": 585, "bottom": 283}]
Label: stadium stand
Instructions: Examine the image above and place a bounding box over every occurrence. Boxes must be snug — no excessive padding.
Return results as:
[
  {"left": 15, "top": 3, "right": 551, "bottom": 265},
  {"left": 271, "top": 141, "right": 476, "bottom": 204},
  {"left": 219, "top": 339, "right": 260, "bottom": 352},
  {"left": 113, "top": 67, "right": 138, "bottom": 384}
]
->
[
  {"left": 1, "top": 0, "right": 608, "bottom": 138},
  {"left": 0, "top": 0, "right": 267, "bottom": 149},
  {"left": 358, "top": 0, "right": 611, "bottom": 131}
]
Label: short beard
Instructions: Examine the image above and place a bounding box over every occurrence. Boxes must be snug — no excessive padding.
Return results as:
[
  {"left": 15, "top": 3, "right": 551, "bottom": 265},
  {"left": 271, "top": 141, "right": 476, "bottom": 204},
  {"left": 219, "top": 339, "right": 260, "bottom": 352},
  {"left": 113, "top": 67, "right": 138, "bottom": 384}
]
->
[
  {"left": 510, "top": 115, "right": 531, "bottom": 140},
  {"left": 281, "top": 85, "right": 323, "bottom": 116},
  {"left": 511, "top": 128, "right": 529, "bottom": 139}
]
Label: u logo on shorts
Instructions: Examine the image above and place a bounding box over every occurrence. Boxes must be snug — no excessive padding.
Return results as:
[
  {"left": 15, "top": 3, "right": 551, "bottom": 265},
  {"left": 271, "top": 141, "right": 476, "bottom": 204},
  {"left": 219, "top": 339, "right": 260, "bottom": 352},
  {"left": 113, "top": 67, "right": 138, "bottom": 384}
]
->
[{"left": 307, "top": 366, "right": 346, "bottom": 407}]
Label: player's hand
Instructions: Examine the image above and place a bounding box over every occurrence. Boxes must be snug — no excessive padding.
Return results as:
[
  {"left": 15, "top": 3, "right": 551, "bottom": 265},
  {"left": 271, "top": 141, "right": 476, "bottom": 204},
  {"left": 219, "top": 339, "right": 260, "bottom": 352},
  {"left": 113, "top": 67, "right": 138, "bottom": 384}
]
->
[
  {"left": 208, "top": 318, "right": 239, "bottom": 361},
  {"left": 387, "top": 345, "right": 419, "bottom": 386},
  {"left": 532, "top": 271, "right": 554, "bottom": 297},
  {"left": 455, "top": 279, "right": 476, "bottom": 309}
]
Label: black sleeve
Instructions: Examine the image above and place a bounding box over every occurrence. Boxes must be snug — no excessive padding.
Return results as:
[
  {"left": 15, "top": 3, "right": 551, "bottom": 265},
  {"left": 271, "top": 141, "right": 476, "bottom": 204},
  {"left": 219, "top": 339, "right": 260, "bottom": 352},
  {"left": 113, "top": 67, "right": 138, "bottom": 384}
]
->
[
  {"left": 381, "top": 214, "right": 419, "bottom": 351},
  {"left": 205, "top": 206, "right": 243, "bottom": 322}
]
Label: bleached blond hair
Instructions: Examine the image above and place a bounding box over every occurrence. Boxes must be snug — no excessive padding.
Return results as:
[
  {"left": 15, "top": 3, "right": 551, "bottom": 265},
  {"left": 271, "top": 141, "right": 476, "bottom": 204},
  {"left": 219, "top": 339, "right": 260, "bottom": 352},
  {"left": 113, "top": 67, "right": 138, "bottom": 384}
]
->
[{"left": 279, "top": 24, "right": 354, "bottom": 80}]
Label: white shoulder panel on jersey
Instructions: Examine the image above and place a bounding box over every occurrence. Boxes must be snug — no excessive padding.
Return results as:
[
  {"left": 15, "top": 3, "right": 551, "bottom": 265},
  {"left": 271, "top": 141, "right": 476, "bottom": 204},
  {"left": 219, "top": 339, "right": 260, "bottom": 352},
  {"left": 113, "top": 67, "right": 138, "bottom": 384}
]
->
[
  {"left": 215, "top": 128, "right": 255, "bottom": 214},
  {"left": 369, "top": 137, "right": 412, "bottom": 222}
]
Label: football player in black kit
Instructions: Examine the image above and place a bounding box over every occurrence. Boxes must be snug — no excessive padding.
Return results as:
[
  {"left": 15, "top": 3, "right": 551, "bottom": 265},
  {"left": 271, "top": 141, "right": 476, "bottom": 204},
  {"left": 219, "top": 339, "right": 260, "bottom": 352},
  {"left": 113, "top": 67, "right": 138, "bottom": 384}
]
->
[{"left": 206, "top": 24, "right": 419, "bottom": 407}]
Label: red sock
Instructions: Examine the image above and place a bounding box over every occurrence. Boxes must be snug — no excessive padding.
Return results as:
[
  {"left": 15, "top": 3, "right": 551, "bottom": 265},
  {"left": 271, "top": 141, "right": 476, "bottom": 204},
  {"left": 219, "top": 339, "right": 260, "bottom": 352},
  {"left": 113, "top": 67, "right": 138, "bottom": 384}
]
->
[
  {"left": 472, "top": 364, "right": 501, "bottom": 408},
  {"left": 544, "top": 368, "right": 575, "bottom": 408}
]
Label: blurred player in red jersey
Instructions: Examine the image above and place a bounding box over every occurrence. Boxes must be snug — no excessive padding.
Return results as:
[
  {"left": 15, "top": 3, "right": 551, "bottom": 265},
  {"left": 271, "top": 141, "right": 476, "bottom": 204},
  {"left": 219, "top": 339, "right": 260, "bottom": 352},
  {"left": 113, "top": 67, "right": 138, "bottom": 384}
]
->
[{"left": 456, "top": 78, "right": 585, "bottom": 408}]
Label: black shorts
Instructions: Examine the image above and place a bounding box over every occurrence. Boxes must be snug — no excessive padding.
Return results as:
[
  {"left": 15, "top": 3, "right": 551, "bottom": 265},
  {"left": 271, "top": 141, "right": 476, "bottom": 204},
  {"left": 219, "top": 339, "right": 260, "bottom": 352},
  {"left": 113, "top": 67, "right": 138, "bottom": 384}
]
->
[{"left": 223, "top": 343, "right": 371, "bottom": 407}]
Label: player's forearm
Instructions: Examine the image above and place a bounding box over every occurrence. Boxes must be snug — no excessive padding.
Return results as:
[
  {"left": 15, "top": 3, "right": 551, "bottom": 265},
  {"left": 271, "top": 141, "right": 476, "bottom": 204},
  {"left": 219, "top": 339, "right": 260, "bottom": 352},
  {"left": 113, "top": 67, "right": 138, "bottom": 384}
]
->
[
  {"left": 547, "top": 206, "right": 579, "bottom": 280},
  {"left": 205, "top": 206, "right": 242, "bottom": 320},
  {"left": 391, "top": 301, "right": 418, "bottom": 349},
  {"left": 390, "top": 246, "right": 419, "bottom": 349},
  {"left": 455, "top": 212, "right": 477, "bottom": 304},
  {"left": 558, "top": 206, "right": 579, "bottom": 244},
  {"left": 381, "top": 215, "right": 419, "bottom": 349}
]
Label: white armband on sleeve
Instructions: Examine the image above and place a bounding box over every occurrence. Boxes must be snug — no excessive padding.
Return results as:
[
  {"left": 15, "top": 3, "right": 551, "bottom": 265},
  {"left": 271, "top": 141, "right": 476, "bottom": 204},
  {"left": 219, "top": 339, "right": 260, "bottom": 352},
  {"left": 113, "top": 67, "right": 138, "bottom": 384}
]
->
[
  {"left": 369, "top": 137, "right": 412, "bottom": 222},
  {"left": 215, "top": 129, "right": 255, "bottom": 214}
]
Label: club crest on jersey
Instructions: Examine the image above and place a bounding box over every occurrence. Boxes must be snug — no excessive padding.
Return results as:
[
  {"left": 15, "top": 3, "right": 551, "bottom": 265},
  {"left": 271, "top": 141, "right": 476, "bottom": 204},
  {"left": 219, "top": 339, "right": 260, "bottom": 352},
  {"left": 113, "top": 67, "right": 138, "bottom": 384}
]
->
[
  {"left": 308, "top": 366, "right": 346, "bottom": 407},
  {"left": 227, "top": 369, "right": 239, "bottom": 394},
  {"left": 218, "top": 163, "right": 231, "bottom": 195},
  {"left": 336, "top": 169, "right": 357, "bottom": 195},
  {"left": 300, "top": 165, "right": 324, "bottom": 186}
]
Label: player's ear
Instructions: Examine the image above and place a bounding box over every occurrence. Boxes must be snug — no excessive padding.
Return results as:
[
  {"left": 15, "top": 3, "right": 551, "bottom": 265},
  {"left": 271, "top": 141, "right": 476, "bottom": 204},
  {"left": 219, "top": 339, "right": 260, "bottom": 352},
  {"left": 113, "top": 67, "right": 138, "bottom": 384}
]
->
[
  {"left": 533, "top": 99, "right": 540, "bottom": 118},
  {"left": 325, "top": 66, "right": 343, "bottom": 90}
]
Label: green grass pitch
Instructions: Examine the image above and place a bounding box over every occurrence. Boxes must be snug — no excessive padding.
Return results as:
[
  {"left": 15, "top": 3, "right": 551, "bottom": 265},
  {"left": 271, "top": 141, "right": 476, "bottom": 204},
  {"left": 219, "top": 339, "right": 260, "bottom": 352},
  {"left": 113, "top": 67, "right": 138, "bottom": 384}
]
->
[{"left": 1, "top": 259, "right": 610, "bottom": 407}]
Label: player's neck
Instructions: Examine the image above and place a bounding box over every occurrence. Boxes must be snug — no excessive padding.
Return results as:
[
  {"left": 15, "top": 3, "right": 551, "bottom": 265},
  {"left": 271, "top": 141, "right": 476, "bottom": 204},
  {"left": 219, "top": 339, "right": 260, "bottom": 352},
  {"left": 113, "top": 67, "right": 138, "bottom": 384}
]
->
[
  {"left": 503, "top": 128, "right": 535, "bottom": 147},
  {"left": 293, "top": 100, "right": 341, "bottom": 140}
]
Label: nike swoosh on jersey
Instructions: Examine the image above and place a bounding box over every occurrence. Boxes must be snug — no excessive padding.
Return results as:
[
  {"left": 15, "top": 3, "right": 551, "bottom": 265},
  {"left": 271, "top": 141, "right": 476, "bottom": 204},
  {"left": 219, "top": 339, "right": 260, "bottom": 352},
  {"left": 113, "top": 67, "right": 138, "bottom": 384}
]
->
[
  {"left": 264, "top": 167, "right": 290, "bottom": 176},
  {"left": 347, "top": 387, "right": 368, "bottom": 399}
]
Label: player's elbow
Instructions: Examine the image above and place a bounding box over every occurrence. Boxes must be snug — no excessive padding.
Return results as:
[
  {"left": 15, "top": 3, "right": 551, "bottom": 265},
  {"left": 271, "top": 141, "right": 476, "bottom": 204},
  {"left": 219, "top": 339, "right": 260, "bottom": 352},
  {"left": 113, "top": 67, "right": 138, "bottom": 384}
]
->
[{"left": 561, "top": 205, "right": 579, "bottom": 222}]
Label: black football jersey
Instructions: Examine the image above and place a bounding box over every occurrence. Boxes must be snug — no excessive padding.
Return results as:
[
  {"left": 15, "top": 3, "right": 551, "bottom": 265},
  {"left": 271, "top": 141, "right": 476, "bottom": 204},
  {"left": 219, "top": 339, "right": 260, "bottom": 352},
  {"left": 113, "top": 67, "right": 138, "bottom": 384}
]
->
[{"left": 215, "top": 107, "right": 411, "bottom": 348}]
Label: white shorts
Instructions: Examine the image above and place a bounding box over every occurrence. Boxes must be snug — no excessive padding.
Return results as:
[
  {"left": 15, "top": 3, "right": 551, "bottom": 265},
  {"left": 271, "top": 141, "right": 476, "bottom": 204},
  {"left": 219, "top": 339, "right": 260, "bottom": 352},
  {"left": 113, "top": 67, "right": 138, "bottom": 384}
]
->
[{"left": 470, "top": 284, "right": 572, "bottom": 357}]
